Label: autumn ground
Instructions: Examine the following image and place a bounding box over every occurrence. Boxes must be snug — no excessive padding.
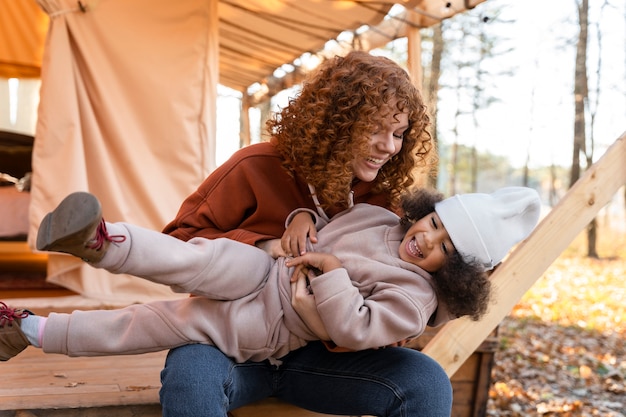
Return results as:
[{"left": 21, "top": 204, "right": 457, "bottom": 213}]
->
[{"left": 487, "top": 213, "right": 626, "bottom": 416}]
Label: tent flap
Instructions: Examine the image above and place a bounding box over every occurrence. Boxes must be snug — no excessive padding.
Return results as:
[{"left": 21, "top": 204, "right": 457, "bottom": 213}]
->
[{"left": 29, "top": 0, "right": 218, "bottom": 302}]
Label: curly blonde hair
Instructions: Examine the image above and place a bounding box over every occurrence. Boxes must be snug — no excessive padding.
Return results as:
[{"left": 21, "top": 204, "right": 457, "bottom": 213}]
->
[{"left": 268, "top": 51, "right": 432, "bottom": 211}]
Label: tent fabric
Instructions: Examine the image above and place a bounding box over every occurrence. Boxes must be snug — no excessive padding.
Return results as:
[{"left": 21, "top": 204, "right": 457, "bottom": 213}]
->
[
  {"left": 28, "top": 0, "right": 218, "bottom": 302},
  {"left": 0, "top": 0, "right": 48, "bottom": 78},
  {"left": 215, "top": 0, "right": 393, "bottom": 92},
  {"left": 0, "top": 1, "right": 488, "bottom": 93}
]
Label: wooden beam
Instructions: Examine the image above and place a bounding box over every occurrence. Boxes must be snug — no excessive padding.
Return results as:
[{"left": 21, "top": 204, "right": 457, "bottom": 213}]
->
[
  {"left": 422, "top": 133, "right": 626, "bottom": 376},
  {"left": 245, "top": 1, "right": 488, "bottom": 106}
]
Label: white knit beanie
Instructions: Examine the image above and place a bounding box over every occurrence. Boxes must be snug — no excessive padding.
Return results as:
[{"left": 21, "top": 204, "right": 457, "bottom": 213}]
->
[{"left": 434, "top": 187, "right": 541, "bottom": 271}]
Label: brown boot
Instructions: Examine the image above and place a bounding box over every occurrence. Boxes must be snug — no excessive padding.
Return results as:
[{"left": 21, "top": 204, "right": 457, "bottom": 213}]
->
[
  {"left": 0, "top": 301, "right": 32, "bottom": 361},
  {"left": 36, "top": 192, "right": 125, "bottom": 263}
]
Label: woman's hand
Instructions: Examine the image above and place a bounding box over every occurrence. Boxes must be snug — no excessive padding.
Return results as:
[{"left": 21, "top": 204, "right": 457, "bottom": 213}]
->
[
  {"left": 255, "top": 239, "right": 287, "bottom": 259},
  {"left": 290, "top": 271, "right": 330, "bottom": 341},
  {"left": 281, "top": 212, "right": 318, "bottom": 257},
  {"left": 286, "top": 252, "right": 341, "bottom": 341}
]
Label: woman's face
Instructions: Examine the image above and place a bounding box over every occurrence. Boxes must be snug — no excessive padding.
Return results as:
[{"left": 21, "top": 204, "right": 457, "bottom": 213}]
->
[
  {"left": 398, "top": 212, "right": 456, "bottom": 273},
  {"left": 351, "top": 111, "right": 408, "bottom": 183}
]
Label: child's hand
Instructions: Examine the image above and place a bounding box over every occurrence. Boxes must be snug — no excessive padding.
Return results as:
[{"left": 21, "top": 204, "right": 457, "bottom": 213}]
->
[
  {"left": 286, "top": 252, "right": 342, "bottom": 280},
  {"left": 281, "top": 212, "right": 318, "bottom": 256},
  {"left": 255, "top": 239, "right": 287, "bottom": 259}
]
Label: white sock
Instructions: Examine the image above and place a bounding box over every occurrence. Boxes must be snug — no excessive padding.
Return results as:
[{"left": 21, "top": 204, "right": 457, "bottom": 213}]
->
[{"left": 20, "top": 315, "right": 46, "bottom": 348}]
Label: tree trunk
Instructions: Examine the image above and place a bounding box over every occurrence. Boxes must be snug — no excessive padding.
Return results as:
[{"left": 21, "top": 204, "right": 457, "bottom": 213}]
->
[
  {"left": 570, "top": 0, "right": 588, "bottom": 189},
  {"left": 427, "top": 23, "right": 444, "bottom": 189},
  {"left": 471, "top": 146, "right": 478, "bottom": 192},
  {"left": 587, "top": 217, "right": 598, "bottom": 258},
  {"left": 258, "top": 100, "right": 272, "bottom": 142},
  {"left": 448, "top": 141, "right": 458, "bottom": 195},
  {"left": 549, "top": 163, "right": 558, "bottom": 207},
  {"left": 572, "top": 0, "right": 598, "bottom": 258}
]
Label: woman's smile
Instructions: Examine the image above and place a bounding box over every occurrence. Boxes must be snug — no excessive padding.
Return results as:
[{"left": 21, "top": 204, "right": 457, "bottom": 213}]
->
[
  {"left": 352, "top": 111, "right": 408, "bottom": 182},
  {"left": 362, "top": 155, "right": 387, "bottom": 170}
]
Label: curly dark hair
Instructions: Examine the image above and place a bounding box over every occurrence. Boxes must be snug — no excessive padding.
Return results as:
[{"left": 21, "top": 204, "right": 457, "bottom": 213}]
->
[
  {"left": 399, "top": 188, "right": 492, "bottom": 321},
  {"left": 268, "top": 51, "right": 433, "bottom": 211}
]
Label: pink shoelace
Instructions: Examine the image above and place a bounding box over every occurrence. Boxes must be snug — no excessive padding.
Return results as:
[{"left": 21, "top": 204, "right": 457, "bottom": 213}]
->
[
  {"left": 0, "top": 301, "right": 29, "bottom": 327},
  {"left": 86, "top": 218, "right": 127, "bottom": 251}
]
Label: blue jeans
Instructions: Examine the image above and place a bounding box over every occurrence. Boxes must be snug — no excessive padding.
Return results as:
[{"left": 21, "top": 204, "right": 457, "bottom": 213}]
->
[{"left": 160, "top": 342, "right": 452, "bottom": 417}]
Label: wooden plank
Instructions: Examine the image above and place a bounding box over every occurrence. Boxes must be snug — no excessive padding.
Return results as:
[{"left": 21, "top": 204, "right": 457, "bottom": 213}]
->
[
  {"left": 0, "top": 242, "right": 47, "bottom": 272},
  {"left": 470, "top": 351, "right": 494, "bottom": 417},
  {"left": 231, "top": 399, "right": 336, "bottom": 417},
  {"left": 2, "top": 289, "right": 76, "bottom": 298},
  {"left": 0, "top": 347, "right": 165, "bottom": 411},
  {"left": 422, "top": 133, "right": 626, "bottom": 376},
  {"left": 0, "top": 405, "right": 163, "bottom": 417},
  {"left": 0, "top": 347, "right": 333, "bottom": 416}
]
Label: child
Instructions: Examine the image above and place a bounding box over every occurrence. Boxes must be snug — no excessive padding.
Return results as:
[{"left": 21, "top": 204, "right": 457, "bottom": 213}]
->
[{"left": 1, "top": 186, "right": 540, "bottom": 363}]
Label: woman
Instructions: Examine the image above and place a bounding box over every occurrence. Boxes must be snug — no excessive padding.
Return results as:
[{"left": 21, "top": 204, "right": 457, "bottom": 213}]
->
[{"left": 159, "top": 51, "right": 449, "bottom": 417}]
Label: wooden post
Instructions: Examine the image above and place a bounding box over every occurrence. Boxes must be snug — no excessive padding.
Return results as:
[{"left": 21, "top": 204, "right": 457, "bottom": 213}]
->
[
  {"left": 406, "top": 17, "right": 423, "bottom": 87},
  {"left": 422, "top": 133, "right": 626, "bottom": 376},
  {"left": 240, "top": 92, "right": 251, "bottom": 147}
]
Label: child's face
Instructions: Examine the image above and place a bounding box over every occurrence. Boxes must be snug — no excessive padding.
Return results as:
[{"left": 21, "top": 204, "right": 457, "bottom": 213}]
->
[
  {"left": 398, "top": 212, "right": 456, "bottom": 273},
  {"left": 351, "top": 111, "right": 408, "bottom": 183}
]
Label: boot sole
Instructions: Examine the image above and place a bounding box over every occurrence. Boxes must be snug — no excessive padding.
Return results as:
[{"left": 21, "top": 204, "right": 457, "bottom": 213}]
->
[
  {"left": 36, "top": 192, "right": 102, "bottom": 253},
  {"left": 0, "top": 314, "right": 31, "bottom": 361}
]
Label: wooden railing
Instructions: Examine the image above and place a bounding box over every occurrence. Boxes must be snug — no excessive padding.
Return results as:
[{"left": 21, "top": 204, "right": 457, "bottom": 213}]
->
[{"left": 423, "top": 132, "right": 626, "bottom": 376}]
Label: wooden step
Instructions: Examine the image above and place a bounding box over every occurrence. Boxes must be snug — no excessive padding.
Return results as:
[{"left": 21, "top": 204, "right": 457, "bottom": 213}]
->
[
  {"left": 0, "top": 347, "right": 165, "bottom": 417},
  {"left": 0, "top": 301, "right": 494, "bottom": 417},
  {"left": 0, "top": 347, "right": 333, "bottom": 417},
  {"left": 0, "top": 302, "right": 165, "bottom": 416},
  {"left": 0, "top": 305, "right": 333, "bottom": 417},
  {"left": 0, "top": 406, "right": 163, "bottom": 417}
]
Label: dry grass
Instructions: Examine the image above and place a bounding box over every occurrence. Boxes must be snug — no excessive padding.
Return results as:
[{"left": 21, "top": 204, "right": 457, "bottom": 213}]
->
[
  {"left": 487, "top": 212, "right": 626, "bottom": 416},
  {"left": 512, "top": 218, "right": 626, "bottom": 334}
]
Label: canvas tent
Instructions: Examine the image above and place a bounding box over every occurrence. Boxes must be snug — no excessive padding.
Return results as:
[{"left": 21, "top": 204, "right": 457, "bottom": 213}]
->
[{"left": 0, "top": 0, "right": 485, "bottom": 301}]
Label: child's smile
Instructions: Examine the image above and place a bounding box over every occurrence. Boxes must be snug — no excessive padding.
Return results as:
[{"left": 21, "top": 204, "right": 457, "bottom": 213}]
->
[
  {"left": 406, "top": 237, "right": 423, "bottom": 259},
  {"left": 398, "top": 213, "right": 455, "bottom": 273}
]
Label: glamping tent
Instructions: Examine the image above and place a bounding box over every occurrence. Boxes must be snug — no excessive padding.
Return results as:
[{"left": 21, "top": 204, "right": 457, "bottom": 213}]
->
[{"left": 0, "top": 0, "right": 486, "bottom": 301}]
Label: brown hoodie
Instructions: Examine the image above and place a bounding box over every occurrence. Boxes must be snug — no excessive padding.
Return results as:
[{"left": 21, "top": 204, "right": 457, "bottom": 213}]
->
[{"left": 162, "top": 140, "right": 390, "bottom": 245}]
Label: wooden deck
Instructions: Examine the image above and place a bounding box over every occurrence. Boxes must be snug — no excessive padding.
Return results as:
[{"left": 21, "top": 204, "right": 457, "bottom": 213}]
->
[
  {"left": 0, "top": 304, "right": 328, "bottom": 417},
  {"left": 0, "top": 344, "right": 327, "bottom": 417},
  {"left": 0, "top": 347, "right": 165, "bottom": 416},
  {"left": 0, "top": 303, "right": 164, "bottom": 417},
  {"left": 0, "top": 310, "right": 492, "bottom": 417},
  {"left": 0, "top": 307, "right": 493, "bottom": 417}
]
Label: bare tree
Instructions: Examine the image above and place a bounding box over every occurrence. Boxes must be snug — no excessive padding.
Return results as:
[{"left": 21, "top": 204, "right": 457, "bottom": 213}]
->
[
  {"left": 522, "top": 59, "right": 540, "bottom": 188},
  {"left": 468, "top": 14, "right": 507, "bottom": 192},
  {"left": 572, "top": 0, "right": 620, "bottom": 258},
  {"left": 549, "top": 163, "right": 559, "bottom": 207},
  {"left": 570, "top": 0, "right": 589, "bottom": 189},
  {"left": 426, "top": 23, "right": 444, "bottom": 189},
  {"left": 437, "top": 5, "right": 511, "bottom": 195},
  {"left": 583, "top": 0, "right": 613, "bottom": 258}
]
